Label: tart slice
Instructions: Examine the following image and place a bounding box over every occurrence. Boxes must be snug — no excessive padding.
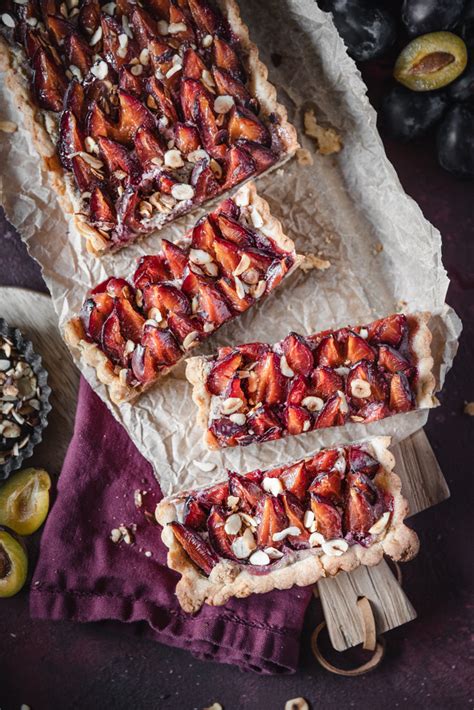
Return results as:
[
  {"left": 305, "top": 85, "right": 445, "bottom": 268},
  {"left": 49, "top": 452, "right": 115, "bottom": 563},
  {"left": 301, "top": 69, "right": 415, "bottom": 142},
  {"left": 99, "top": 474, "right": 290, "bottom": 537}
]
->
[
  {"left": 0, "top": 0, "right": 297, "bottom": 254},
  {"left": 156, "top": 436, "right": 419, "bottom": 613},
  {"left": 65, "top": 183, "right": 302, "bottom": 403},
  {"left": 186, "top": 312, "right": 437, "bottom": 448}
]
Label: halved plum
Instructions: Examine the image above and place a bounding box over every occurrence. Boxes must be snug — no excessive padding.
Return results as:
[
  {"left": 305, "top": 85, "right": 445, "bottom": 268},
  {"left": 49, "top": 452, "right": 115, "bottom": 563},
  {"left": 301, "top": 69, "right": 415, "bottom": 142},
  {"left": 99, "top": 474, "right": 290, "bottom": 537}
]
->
[
  {"left": 143, "top": 283, "right": 191, "bottom": 317},
  {"left": 161, "top": 240, "right": 189, "bottom": 279},
  {"left": 281, "top": 333, "right": 314, "bottom": 376},
  {"left": 367, "top": 314, "right": 407, "bottom": 347},
  {"left": 389, "top": 372, "right": 414, "bottom": 412},
  {"left": 344, "top": 487, "right": 375, "bottom": 539},
  {"left": 206, "top": 350, "right": 242, "bottom": 396}
]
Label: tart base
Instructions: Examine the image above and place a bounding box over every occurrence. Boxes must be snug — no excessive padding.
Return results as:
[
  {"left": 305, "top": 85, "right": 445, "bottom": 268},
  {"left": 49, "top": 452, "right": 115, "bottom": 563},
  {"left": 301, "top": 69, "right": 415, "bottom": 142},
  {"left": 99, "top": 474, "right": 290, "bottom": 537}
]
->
[{"left": 156, "top": 436, "right": 419, "bottom": 613}]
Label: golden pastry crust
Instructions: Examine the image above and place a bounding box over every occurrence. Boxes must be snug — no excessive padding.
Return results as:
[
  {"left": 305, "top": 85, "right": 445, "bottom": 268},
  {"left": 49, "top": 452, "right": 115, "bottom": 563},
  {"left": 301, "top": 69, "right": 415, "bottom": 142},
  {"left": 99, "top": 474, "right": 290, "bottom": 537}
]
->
[
  {"left": 186, "top": 311, "right": 438, "bottom": 449},
  {"left": 0, "top": 0, "right": 298, "bottom": 255},
  {"left": 65, "top": 182, "right": 302, "bottom": 405},
  {"left": 156, "top": 436, "right": 419, "bottom": 613}
]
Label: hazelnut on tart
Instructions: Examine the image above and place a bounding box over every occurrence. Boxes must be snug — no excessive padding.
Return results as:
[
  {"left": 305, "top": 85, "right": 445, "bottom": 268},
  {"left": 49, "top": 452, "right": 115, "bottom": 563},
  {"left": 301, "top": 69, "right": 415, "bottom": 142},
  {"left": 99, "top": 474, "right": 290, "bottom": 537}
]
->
[
  {"left": 156, "top": 436, "right": 419, "bottom": 613},
  {"left": 64, "top": 183, "right": 302, "bottom": 403},
  {"left": 0, "top": 0, "right": 298, "bottom": 254},
  {"left": 186, "top": 312, "right": 437, "bottom": 449}
]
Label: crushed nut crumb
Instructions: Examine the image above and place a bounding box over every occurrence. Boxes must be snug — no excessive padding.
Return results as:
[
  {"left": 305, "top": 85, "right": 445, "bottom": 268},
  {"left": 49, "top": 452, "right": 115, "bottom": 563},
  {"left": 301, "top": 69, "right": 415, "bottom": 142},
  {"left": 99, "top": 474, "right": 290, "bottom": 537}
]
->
[{"left": 304, "top": 108, "right": 342, "bottom": 155}]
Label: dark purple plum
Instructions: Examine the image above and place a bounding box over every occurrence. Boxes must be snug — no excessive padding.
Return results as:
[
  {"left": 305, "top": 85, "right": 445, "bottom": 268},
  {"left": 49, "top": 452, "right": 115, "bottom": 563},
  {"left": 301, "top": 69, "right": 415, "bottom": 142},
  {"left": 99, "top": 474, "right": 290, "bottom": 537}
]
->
[
  {"left": 380, "top": 85, "right": 447, "bottom": 141},
  {"left": 448, "top": 62, "right": 474, "bottom": 103},
  {"left": 458, "top": 0, "right": 474, "bottom": 50},
  {"left": 319, "top": 0, "right": 397, "bottom": 62},
  {"left": 437, "top": 104, "right": 474, "bottom": 178},
  {"left": 402, "top": 0, "right": 466, "bottom": 36}
]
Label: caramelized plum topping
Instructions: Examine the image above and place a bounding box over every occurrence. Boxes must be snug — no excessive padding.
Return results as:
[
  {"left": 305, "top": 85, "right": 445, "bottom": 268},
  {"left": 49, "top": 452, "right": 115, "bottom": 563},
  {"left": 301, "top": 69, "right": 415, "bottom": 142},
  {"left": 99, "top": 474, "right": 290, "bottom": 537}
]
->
[
  {"left": 32, "top": 47, "right": 67, "bottom": 112},
  {"left": 310, "top": 496, "right": 343, "bottom": 540},
  {"left": 169, "top": 521, "right": 218, "bottom": 576},
  {"left": 254, "top": 352, "right": 286, "bottom": 406},
  {"left": 133, "top": 255, "right": 171, "bottom": 289},
  {"left": 348, "top": 447, "right": 380, "bottom": 477},
  {"left": 279, "top": 461, "right": 311, "bottom": 500},
  {"left": 367, "top": 313, "right": 407, "bottom": 347},
  {"left": 183, "top": 496, "right": 207, "bottom": 531},
  {"left": 228, "top": 473, "right": 264, "bottom": 513},
  {"left": 281, "top": 333, "right": 313, "bottom": 376},
  {"left": 256, "top": 496, "right": 288, "bottom": 548},
  {"left": 207, "top": 507, "right": 236, "bottom": 559},
  {"left": 309, "top": 470, "right": 344, "bottom": 504},
  {"left": 311, "top": 366, "right": 344, "bottom": 399},
  {"left": 389, "top": 372, "right": 414, "bottom": 412},
  {"left": 344, "top": 487, "right": 375, "bottom": 539},
  {"left": 206, "top": 351, "right": 242, "bottom": 396},
  {"left": 284, "top": 404, "right": 312, "bottom": 435},
  {"left": 142, "top": 325, "right": 181, "bottom": 367}
]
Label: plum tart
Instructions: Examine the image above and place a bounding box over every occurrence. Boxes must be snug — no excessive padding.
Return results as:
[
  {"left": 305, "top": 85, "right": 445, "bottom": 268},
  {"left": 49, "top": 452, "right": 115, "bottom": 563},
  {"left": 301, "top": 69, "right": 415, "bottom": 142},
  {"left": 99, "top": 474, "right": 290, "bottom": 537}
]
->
[
  {"left": 186, "top": 312, "right": 437, "bottom": 449},
  {"left": 0, "top": 0, "right": 297, "bottom": 253},
  {"left": 156, "top": 436, "right": 419, "bottom": 612},
  {"left": 65, "top": 183, "right": 302, "bottom": 403}
]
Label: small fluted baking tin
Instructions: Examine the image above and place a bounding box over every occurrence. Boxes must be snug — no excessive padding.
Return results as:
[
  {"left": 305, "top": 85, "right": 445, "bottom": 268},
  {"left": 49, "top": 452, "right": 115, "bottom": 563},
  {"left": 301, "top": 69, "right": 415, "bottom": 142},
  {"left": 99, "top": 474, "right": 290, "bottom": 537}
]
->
[{"left": 0, "top": 318, "right": 51, "bottom": 482}]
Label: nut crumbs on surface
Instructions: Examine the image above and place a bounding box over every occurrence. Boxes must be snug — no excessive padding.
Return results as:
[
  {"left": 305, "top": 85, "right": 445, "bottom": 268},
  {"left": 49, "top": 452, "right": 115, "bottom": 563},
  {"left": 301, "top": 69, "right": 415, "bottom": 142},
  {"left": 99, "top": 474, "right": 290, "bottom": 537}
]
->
[
  {"left": 296, "top": 147, "right": 314, "bottom": 166},
  {"left": 464, "top": 401, "right": 474, "bottom": 416},
  {"left": 304, "top": 108, "right": 342, "bottom": 155},
  {"left": 300, "top": 252, "right": 331, "bottom": 272}
]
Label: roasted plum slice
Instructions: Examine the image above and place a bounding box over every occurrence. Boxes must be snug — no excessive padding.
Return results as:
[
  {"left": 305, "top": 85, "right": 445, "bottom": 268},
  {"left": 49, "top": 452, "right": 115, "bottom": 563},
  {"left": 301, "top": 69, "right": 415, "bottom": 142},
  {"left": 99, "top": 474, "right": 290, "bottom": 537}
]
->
[
  {"left": 161, "top": 240, "right": 188, "bottom": 279},
  {"left": 64, "top": 32, "right": 93, "bottom": 76},
  {"left": 141, "top": 325, "right": 181, "bottom": 367},
  {"left": 206, "top": 350, "right": 242, "bottom": 395},
  {"left": 114, "top": 298, "right": 145, "bottom": 342},
  {"left": 348, "top": 447, "right": 380, "bottom": 477},
  {"left": 247, "top": 405, "right": 282, "bottom": 441},
  {"left": 253, "top": 352, "right": 286, "bottom": 406},
  {"left": 169, "top": 522, "right": 219, "bottom": 576},
  {"left": 367, "top": 314, "right": 407, "bottom": 347},
  {"left": 196, "top": 481, "right": 229, "bottom": 510},
  {"left": 131, "top": 343, "right": 157, "bottom": 384},
  {"left": 314, "top": 393, "right": 346, "bottom": 429},
  {"left": 209, "top": 417, "right": 247, "bottom": 448},
  {"left": 345, "top": 332, "right": 375, "bottom": 364},
  {"left": 191, "top": 160, "right": 221, "bottom": 203},
  {"left": 32, "top": 47, "right": 67, "bottom": 112},
  {"left": 280, "top": 333, "right": 314, "bottom": 376},
  {"left": 227, "top": 106, "right": 270, "bottom": 146},
  {"left": 133, "top": 255, "right": 172, "bottom": 289},
  {"left": 57, "top": 110, "right": 84, "bottom": 171},
  {"left": 389, "top": 372, "right": 414, "bottom": 412},
  {"left": 213, "top": 37, "right": 245, "bottom": 82},
  {"left": 280, "top": 492, "right": 309, "bottom": 542},
  {"left": 310, "top": 366, "right": 344, "bottom": 399},
  {"left": 182, "top": 273, "right": 233, "bottom": 326},
  {"left": 344, "top": 487, "right": 375, "bottom": 539},
  {"left": 278, "top": 461, "right": 311, "bottom": 501},
  {"left": 346, "top": 361, "right": 388, "bottom": 405},
  {"left": 228, "top": 472, "right": 264, "bottom": 513},
  {"left": 207, "top": 507, "right": 236, "bottom": 559},
  {"left": 309, "top": 470, "right": 344, "bottom": 504},
  {"left": 256, "top": 495, "right": 288, "bottom": 548},
  {"left": 315, "top": 334, "right": 344, "bottom": 368},
  {"left": 174, "top": 123, "right": 201, "bottom": 155},
  {"left": 134, "top": 127, "right": 165, "bottom": 169},
  {"left": 284, "top": 404, "right": 312, "bottom": 436},
  {"left": 101, "top": 310, "right": 127, "bottom": 365},
  {"left": 89, "top": 187, "right": 117, "bottom": 229},
  {"left": 357, "top": 401, "right": 391, "bottom": 422},
  {"left": 183, "top": 496, "right": 207, "bottom": 530},
  {"left": 310, "top": 495, "right": 343, "bottom": 540},
  {"left": 377, "top": 345, "right": 412, "bottom": 374},
  {"left": 80, "top": 292, "right": 114, "bottom": 342},
  {"left": 142, "top": 283, "right": 191, "bottom": 317},
  {"left": 305, "top": 448, "right": 340, "bottom": 475},
  {"left": 222, "top": 146, "right": 256, "bottom": 190}
]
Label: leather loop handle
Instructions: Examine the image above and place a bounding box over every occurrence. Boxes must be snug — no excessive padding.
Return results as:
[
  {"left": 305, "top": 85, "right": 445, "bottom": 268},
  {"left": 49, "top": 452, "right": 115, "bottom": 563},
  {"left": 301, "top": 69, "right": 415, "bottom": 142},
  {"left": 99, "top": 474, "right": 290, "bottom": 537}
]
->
[{"left": 311, "top": 621, "right": 386, "bottom": 676}]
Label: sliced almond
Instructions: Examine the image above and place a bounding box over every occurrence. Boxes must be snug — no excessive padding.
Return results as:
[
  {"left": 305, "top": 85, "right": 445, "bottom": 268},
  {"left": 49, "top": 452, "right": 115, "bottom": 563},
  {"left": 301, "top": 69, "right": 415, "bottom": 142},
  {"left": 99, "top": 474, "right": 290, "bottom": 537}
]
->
[
  {"left": 231, "top": 528, "right": 256, "bottom": 559},
  {"left": 334, "top": 366, "right": 350, "bottom": 377},
  {"left": 264, "top": 546, "right": 284, "bottom": 560},
  {"left": 309, "top": 531, "right": 325, "bottom": 547},
  {"left": 272, "top": 526, "right": 301, "bottom": 542},
  {"left": 249, "top": 550, "right": 270, "bottom": 566},
  {"left": 233, "top": 253, "right": 251, "bottom": 277},
  {"left": 171, "top": 183, "right": 194, "bottom": 201},
  {"left": 182, "top": 330, "right": 200, "bottom": 350},
  {"left": 234, "top": 275, "right": 246, "bottom": 300},
  {"left": 168, "top": 21, "right": 186, "bottom": 33},
  {"left": 157, "top": 19, "right": 169, "bottom": 34},
  {"left": 262, "top": 476, "right": 283, "bottom": 496},
  {"left": 224, "top": 513, "right": 242, "bottom": 535},
  {"left": 368, "top": 511, "right": 391, "bottom": 536},
  {"left": 213, "top": 95, "right": 234, "bottom": 114},
  {"left": 303, "top": 510, "right": 315, "bottom": 528},
  {"left": 350, "top": 378, "right": 371, "bottom": 398},
  {"left": 251, "top": 280, "right": 266, "bottom": 299},
  {"left": 337, "top": 390, "right": 349, "bottom": 414},
  {"left": 226, "top": 495, "right": 240, "bottom": 509},
  {"left": 131, "top": 63, "right": 143, "bottom": 76},
  {"left": 229, "top": 412, "right": 246, "bottom": 425},
  {"left": 164, "top": 148, "right": 184, "bottom": 168},
  {"left": 0, "top": 120, "right": 17, "bottom": 133},
  {"left": 301, "top": 395, "right": 324, "bottom": 412},
  {"left": 89, "top": 25, "right": 102, "bottom": 45},
  {"left": 280, "top": 355, "right": 295, "bottom": 378},
  {"left": 192, "top": 459, "right": 216, "bottom": 472},
  {"left": 190, "top": 248, "right": 212, "bottom": 265},
  {"left": 221, "top": 397, "right": 243, "bottom": 415},
  {"left": 249, "top": 207, "right": 264, "bottom": 228},
  {"left": 201, "top": 33, "right": 213, "bottom": 48},
  {"left": 166, "top": 63, "right": 182, "bottom": 79},
  {"left": 321, "top": 538, "right": 349, "bottom": 557},
  {"left": 139, "top": 47, "right": 150, "bottom": 65},
  {"left": 187, "top": 149, "right": 208, "bottom": 163}
]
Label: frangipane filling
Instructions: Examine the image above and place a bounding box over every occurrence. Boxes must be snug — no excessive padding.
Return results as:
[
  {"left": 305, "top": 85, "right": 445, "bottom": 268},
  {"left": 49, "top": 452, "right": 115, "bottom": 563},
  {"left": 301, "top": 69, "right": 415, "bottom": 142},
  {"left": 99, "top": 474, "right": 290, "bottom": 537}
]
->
[
  {"left": 0, "top": 0, "right": 292, "bottom": 249},
  {"left": 202, "top": 313, "right": 421, "bottom": 448},
  {"left": 77, "top": 190, "right": 297, "bottom": 389},
  {"left": 167, "top": 444, "right": 394, "bottom": 576}
]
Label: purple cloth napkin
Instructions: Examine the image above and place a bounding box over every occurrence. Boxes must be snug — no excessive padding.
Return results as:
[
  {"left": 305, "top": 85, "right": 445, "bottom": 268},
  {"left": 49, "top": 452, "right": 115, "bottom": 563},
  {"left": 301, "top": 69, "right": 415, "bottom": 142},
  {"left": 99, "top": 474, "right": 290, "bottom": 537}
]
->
[{"left": 30, "top": 377, "right": 313, "bottom": 674}]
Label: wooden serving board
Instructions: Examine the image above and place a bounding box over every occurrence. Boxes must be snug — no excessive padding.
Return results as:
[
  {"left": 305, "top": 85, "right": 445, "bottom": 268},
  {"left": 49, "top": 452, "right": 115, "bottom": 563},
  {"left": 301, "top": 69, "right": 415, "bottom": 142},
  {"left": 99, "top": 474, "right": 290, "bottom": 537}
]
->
[{"left": 0, "top": 287, "right": 450, "bottom": 653}]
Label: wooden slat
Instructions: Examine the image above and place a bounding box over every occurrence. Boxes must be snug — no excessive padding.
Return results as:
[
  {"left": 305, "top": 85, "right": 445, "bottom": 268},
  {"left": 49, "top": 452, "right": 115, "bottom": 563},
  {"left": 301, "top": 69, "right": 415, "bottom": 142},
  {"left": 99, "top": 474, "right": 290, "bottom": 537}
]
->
[
  {"left": 318, "top": 559, "right": 417, "bottom": 652},
  {"left": 392, "top": 429, "right": 450, "bottom": 516},
  {"left": 317, "top": 428, "right": 449, "bottom": 651}
]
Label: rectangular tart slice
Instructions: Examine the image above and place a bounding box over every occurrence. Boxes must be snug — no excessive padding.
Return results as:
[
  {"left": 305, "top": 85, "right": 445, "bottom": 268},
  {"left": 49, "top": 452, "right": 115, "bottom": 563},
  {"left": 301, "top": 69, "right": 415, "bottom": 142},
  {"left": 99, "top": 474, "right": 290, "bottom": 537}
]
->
[
  {"left": 186, "top": 312, "right": 437, "bottom": 448},
  {"left": 156, "top": 436, "right": 419, "bottom": 613},
  {"left": 65, "top": 183, "right": 302, "bottom": 403},
  {"left": 0, "top": 0, "right": 298, "bottom": 254}
]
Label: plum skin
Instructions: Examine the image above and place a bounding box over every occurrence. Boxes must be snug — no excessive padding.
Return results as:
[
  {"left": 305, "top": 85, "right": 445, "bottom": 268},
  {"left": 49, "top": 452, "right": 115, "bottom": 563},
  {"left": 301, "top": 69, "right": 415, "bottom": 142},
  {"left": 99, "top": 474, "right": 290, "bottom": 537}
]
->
[
  {"left": 437, "top": 104, "right": 474, "bottom": 178},
  {"left": 402, "top": 0, "right": 466, "bottom": 36},
  {"left": 380, "top": 85, "right": 447, "bottom": 141}
]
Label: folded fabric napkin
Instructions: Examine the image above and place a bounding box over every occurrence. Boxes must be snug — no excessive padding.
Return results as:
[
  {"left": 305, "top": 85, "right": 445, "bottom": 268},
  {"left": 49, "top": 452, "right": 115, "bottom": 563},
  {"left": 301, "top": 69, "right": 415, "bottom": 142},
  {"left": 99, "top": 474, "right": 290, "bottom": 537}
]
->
[{"left": 30, "top": 377, "right": 313, "bottom": 674}]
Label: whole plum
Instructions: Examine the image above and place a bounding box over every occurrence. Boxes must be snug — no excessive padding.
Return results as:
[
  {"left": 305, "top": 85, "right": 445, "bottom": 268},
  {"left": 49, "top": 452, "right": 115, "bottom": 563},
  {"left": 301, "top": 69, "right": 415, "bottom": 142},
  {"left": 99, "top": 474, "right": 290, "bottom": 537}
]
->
[
  {"left": 380, "top": 85, "right": 447, "bottom": 140},
  {"left": 402, "top": 0, "right": 466, "bottom": 36},
  {"left": 458, "top": 0, "right": 474, "bottom": 50},
  {"left": 319, "top": 0, "right": 396, "bottom": 62},
  {"left": 437, "top": 104, "right": 474, "bottom": 178},
  {"left": 448, "top": 62, "right": 474, "bottom": 103}
]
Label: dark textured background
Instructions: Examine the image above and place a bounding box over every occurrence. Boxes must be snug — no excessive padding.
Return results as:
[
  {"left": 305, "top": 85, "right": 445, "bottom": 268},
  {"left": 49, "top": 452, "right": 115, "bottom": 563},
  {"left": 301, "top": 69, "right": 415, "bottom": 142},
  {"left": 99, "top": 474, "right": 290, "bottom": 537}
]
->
[{"left": 0, "top": 56, "right": 473, "bottom": 709}]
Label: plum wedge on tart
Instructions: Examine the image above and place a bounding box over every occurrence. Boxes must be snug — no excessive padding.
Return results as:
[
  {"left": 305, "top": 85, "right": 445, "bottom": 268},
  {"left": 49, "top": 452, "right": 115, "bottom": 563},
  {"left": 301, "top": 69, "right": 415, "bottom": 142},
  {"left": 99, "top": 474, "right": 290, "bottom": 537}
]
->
[
  {"left": 65, "top": 183, "right": 302, "bottom": 403},
  {"left": 156, "top": 436, "right": 419, "bottom": 612},
  {"left": 186, "top": 312, "right": 437, "bottom": 449},
  {"left": 0, "top": 0, "right": 297, "bottom": 254}
]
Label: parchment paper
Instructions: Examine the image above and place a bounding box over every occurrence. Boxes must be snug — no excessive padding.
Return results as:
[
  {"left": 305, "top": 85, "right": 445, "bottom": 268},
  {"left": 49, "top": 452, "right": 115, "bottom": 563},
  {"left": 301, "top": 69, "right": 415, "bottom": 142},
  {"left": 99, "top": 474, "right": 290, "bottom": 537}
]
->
[{"left": 0, "top": 0, "right": 461, "bottom": 497}]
